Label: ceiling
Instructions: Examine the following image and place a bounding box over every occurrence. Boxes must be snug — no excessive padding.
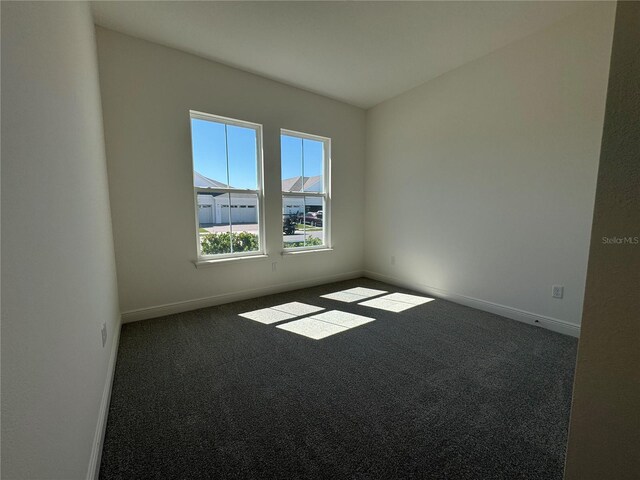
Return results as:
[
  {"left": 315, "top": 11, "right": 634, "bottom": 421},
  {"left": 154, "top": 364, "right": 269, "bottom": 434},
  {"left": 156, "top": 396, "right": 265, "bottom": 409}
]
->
[{"left": 91, "top": 1, "right": 586, "bottom": 109}]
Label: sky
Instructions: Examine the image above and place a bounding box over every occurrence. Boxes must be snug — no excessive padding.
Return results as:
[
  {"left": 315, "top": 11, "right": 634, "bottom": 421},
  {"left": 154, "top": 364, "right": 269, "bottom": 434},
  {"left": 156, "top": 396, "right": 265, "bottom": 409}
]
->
[{"left": 191, "top": 118, "right": 323, "bottom": 190}]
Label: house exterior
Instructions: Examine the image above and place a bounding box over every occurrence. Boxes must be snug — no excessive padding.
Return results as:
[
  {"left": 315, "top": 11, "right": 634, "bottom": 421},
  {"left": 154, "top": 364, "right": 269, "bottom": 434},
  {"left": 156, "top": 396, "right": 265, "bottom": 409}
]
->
[
  {"left": 282, "top": 175, "right": 323, "bottom": 217},
  {"left": 195, "top": 172, "right": 322, "bottom": 225}
]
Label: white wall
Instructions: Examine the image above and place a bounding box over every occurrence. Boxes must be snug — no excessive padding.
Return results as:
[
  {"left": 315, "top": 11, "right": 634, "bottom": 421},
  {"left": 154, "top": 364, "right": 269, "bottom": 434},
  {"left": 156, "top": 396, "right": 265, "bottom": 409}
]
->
[
  {"left": 1, "top": 2, "right": 121, "bottom": 479},
  {"left": 95, "top": 27, "right": 366, "bottom": 319},
  {"left": 364, "top": 4, "right": 615, "bottom": 333}
]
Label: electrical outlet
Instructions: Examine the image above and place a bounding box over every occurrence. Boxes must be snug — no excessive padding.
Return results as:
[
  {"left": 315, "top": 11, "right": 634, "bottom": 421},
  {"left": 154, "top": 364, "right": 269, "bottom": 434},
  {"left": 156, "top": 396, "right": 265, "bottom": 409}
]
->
[
  {"left": 272, "top": 262, "right": 277, "bottom": 272},
  {"left": 101, "top": 323, "right": 107, "bottom": 347},
  {"left": 390, "top": 255, "right": 396, "bottom": 266},
  {"left": 552, "top": 285, "right": 564, "bottom": 299}
]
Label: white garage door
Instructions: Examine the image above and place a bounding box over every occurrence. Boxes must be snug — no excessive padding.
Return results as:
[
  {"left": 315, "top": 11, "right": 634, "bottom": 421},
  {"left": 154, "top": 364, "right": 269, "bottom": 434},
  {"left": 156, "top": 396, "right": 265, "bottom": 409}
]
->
[
  {"left": 198, "top": 205, "right": 213, "bottom": 225},
  {"left": 231, "top": 205, "right": 257, "bottom": 224},
  {"left": 219, "top": 204, "right": 230, "bottom": 224}
]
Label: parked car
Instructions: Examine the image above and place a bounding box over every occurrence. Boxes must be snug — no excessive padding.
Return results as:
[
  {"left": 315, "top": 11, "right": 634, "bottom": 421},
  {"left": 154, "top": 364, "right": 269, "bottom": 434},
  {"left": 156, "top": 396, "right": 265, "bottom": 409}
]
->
[{"left": 304, "top": 212, "right": 322, "bottom": 227}]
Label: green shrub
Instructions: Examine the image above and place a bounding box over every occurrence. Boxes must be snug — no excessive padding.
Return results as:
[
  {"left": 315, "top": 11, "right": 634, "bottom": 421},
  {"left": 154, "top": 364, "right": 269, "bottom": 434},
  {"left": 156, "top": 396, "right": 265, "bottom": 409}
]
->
[
  {"left": 201, "top": 231, "right": 259, "bottom": 255},
  {"left": 284, "top": 236, "right": 323, "bottom": 248},
  {"left": 201, "top": 231, "right": 323, "bottom": 254}
]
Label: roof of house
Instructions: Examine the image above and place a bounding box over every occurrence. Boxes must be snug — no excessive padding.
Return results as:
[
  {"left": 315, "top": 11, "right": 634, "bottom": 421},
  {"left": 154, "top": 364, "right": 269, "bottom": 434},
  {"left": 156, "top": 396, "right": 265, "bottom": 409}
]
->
[
  {"left": 282, "top": 175, "right": 322, "bottom": 193},
  {"left": 196, "top": 171, "right": 322, "bottom": 192},
  {"left": 193, "top": 170, "right": 322, "bottom": 192},
  {"left": 194, "top": 171, "right": 227, "bottom": 189}
]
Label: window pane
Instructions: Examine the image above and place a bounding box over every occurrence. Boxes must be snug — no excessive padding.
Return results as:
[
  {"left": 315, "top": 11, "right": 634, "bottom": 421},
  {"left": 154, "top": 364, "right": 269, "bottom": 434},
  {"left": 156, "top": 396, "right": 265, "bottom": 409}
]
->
[
  {"left": 304, "top": 196, "right": 324, "bottom": 247},
  {"left": 303, "top": 138, "right": 324, "bottom": 192},
  {"left": 198, "top": 192, "right": 231, "bottom": 255},
  {"left": 281, "top": 134, "right": 302, "bottom": 192},
  {"left": 191, "top": 118, "right": 228, "bottom": 188},
  {"left": 227, "top": 125, "right": 258, "bottom": 190},
  {"left": 283, "top": 196, "right": 305, "bottom": 248},
  {"left": 230, "top": 193, "right": 259, "bottom": 253}
]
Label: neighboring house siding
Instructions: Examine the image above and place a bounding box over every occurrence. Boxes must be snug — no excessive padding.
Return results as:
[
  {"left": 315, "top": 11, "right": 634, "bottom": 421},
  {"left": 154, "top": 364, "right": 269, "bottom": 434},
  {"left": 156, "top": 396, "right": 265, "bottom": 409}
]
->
[
  {"left": 195, "top": 172, "right": 323, "bottom": 224},
  {"left": 197, "top": 193, "right": 258, "bottom": 225},
  {"left": 283, "top": 197, "right": 322, "bottom": 215}
]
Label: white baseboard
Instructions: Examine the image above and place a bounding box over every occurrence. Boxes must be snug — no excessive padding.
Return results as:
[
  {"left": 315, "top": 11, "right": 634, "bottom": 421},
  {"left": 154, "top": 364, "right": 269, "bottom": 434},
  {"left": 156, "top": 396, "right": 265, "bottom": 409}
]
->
[
  {"left": 120, "top": 269, "right": 580, "bottom": 337},
  {"left": 121, "top": 270, "right": 364, "bottom": 323},
  {"left": 364, "top": 270, "right": 580, "bottom": 338},
  {"left": 87, "top": 318, "right": 121, "bottom": 480}
]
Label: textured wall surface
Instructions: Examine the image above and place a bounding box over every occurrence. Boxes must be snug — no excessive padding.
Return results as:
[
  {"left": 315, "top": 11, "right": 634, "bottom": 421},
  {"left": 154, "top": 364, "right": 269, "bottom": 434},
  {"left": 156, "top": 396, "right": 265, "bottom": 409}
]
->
[{"left": 565, "top": 2, "right": 640, "bottom": 479}]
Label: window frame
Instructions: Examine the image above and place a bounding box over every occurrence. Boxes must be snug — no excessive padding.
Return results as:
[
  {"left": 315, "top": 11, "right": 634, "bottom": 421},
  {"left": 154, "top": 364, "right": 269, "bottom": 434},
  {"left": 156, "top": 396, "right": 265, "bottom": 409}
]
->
[
  {"left": 281, "top": 128, "right": 332, "bottom": 252},
  {"left": 190, "top": 110, "right": 266, "bottom": 262}
]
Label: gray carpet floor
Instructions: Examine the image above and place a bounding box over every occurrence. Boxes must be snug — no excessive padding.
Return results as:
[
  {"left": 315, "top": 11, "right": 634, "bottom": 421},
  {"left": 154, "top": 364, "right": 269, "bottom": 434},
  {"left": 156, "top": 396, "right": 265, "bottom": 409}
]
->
[{"left": 100, "top": 278, "right": 577, "bottom": 479}]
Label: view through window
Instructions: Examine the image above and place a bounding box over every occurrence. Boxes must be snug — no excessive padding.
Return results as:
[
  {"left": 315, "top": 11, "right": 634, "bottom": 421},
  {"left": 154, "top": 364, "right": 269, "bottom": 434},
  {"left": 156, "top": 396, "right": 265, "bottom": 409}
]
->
[
  {"left": 281, "top": 130, "right": 330, "bottom": 249},
  {"left": 190, "top": 111, "right": 263, "bottom": 258}
]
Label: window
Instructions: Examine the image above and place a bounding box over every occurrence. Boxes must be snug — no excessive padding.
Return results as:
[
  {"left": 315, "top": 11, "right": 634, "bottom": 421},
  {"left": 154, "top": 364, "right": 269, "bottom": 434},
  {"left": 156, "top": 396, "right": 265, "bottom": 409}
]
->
[
  {"left": 281, "top": 130, "right": 330, "bottom": 250},
  {"left": 190, "top": 111, "right": 264, "bottom": 259}
]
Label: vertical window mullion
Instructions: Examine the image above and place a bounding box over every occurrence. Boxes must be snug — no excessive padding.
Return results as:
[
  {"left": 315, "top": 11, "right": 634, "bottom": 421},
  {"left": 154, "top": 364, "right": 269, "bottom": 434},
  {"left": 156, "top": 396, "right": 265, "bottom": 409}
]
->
[
  {"left": 301, "top": 139, "right": 306, "bottom": 245},
  {"left": 322, "top": 193, "right": 326, "bottom": 246},
  {"left": 224, "top": 125, "right": 233, "bottom": 254},
  {"left": 322, "top": 141, "right": 326, "bottom": 193},
  {"left": 303, "top": 196, "right": 307, "bottom": 247}
]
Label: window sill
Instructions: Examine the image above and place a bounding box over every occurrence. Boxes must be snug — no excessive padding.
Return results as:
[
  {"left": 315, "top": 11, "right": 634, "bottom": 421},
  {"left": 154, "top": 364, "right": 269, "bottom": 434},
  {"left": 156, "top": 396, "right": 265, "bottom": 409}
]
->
[
  {"left": 281, "top": 247, "right": 334, "bottom": 256},
  {"left": 194, "top": 254, "right": 268, "bottom": 269}
]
